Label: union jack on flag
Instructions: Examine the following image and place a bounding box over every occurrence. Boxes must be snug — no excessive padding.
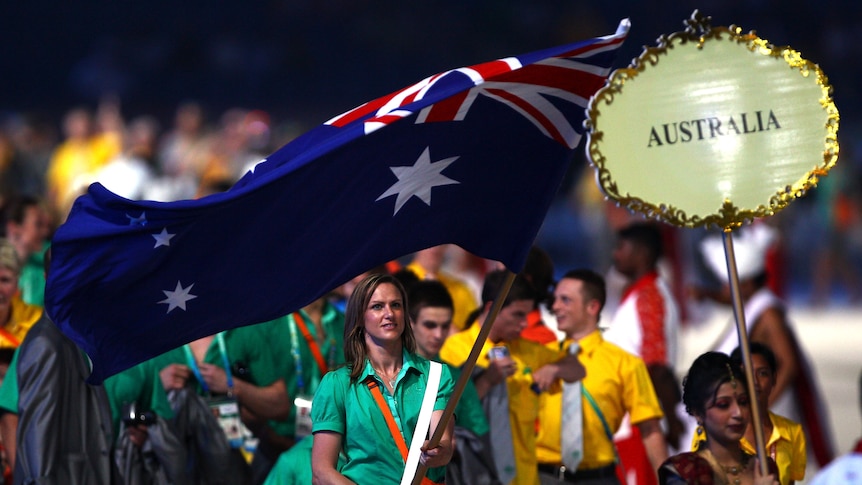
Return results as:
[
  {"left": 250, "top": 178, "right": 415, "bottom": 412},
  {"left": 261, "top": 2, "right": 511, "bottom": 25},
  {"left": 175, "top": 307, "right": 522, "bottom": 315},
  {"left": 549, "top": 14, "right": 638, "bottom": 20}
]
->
[
  {"left": 327, "top": 21, "right": 628, "bottom": 148},
  {"left": 46, "top": 20, "right": 629, "bottom": 383}
]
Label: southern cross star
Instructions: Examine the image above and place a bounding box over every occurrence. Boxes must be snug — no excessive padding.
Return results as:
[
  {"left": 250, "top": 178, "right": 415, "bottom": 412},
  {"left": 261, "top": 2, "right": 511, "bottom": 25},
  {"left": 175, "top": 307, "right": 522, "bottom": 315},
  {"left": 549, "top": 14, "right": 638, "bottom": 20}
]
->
[
  {"left": 376, "top": 146, "right": 460, "bottom": 215},
  {"left": 152, "top": 228, "right": 176, "bottom": 248},
  {"left": 126, "top": 212, "right": 147, "bottom": 226},
  {"left": 159, "top": 281, "right": 198, "bottom": 313}
]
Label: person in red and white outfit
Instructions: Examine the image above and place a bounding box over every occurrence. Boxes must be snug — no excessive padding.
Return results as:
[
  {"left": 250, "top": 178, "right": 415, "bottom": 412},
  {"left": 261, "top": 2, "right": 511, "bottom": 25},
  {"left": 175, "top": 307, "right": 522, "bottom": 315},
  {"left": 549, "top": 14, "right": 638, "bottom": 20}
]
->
[{"left": 603, "top": 222, "right": 683, "bottom": 485}]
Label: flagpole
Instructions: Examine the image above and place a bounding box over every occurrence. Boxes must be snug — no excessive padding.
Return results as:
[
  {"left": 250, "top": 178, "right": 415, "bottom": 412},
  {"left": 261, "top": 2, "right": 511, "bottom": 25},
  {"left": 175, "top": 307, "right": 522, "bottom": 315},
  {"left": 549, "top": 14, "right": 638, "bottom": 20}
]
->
[
  {"left": 410, "top": 270, "right": 517, "bottom": 485},
  {"left": 722, "top": 231, "right": 768, "bottom": 475}
]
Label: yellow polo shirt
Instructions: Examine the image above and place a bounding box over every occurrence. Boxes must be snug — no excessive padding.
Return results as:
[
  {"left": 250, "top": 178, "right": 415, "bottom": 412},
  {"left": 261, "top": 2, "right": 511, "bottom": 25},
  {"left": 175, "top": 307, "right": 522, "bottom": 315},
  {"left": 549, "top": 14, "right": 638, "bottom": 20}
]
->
[
  {"left": 440, "top": 323, "right": 564, "bottom": 485},
  {"left": 536, "top": 330, "right": 663, "bottom": 470}
]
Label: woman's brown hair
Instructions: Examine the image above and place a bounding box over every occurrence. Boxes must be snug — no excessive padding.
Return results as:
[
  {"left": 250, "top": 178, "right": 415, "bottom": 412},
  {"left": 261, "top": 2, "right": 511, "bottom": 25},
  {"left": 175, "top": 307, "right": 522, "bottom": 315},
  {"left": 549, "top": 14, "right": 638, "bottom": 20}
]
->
[{"left": 343, "top": 273, "right": 416, "bottom": 381}]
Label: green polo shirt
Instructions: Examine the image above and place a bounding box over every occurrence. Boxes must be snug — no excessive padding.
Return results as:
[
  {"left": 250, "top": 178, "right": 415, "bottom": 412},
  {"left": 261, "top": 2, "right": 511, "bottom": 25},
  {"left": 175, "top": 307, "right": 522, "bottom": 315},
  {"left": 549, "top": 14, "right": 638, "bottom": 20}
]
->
[
  {"left": 311, "top": 350, "right": 454, "bottom": 484},
  {"left": 0, "top": 348, "right": 19, "bottom": 413},
  {"left": 258, "top": 303, "right": 346, "bottom": 437},
  {"left": 150, "top": 324, "right": 282, "bottom": 396}
]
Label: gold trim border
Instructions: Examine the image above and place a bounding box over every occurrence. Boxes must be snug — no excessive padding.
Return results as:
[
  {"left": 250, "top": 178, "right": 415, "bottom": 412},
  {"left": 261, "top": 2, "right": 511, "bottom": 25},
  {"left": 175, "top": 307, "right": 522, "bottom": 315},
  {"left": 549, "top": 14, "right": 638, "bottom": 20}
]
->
[{"left": 585, "top": 10, "right": 840, "bottom": 231}]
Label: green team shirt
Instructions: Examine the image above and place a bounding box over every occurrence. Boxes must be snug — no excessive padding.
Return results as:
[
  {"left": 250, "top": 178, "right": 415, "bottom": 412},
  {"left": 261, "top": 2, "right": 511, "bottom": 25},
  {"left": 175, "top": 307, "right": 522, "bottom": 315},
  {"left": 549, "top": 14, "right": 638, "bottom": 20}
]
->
[
  {"left": 149, "top": 323, "right": 282, "bottom": 396},
  {"left": 258, "top": 303, "right": 346, "bottom": 437},
  {"left": 311, "top": 350, "right": 454, "bottom": 484},
  {"left": 0, "top": 348, "right": 19, "bottom": 413}
]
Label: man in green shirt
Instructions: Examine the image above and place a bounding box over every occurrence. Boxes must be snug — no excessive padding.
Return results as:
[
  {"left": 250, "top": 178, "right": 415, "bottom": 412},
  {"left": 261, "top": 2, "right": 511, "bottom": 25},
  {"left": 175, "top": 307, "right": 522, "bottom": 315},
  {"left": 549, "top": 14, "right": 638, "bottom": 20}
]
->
[
  {"left": 407, "top": 279, "right": 488, "bottom": 437},
  {"left": 254, "top": 297, "right": 346, "bottom": 481},
  {"left": 0, "top": 316, "right": 118, "bottom": 483}
]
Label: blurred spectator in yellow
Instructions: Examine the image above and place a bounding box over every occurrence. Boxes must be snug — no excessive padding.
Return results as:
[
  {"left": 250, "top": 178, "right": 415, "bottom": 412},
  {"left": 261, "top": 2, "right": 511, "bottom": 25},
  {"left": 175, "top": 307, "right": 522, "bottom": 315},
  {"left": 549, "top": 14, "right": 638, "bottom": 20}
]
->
[{"left": 45, "top": 101, "right": 122, "bottom": 219}]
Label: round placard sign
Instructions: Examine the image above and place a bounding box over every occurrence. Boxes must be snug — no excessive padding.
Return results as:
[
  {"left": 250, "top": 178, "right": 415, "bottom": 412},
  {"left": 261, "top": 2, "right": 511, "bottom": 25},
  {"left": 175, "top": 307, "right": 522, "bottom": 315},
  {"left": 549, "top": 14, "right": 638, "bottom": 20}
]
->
[{"left": 585, "top": 11, "right": 839, "bottom": 229}]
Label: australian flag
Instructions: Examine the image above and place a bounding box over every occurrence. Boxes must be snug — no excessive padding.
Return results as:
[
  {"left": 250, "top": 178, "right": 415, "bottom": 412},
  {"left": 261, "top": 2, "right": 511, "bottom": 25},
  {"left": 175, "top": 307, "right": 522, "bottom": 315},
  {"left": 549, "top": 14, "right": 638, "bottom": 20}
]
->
[{"left": 45, "top": 20, "right": 629, "bottom": 383}]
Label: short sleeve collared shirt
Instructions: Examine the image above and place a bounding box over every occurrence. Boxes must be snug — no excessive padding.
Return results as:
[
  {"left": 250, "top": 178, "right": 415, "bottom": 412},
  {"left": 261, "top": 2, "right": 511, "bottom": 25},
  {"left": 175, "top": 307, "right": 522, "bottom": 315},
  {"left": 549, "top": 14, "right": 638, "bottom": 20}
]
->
[
  {"left": 537, "top": 330, "right": 664, "bottom": 469},
  {"left": 311, "top": 350, "right": 454, "bottom": 484},
  {"left": 741, "top": 411, "right": 806, "bottom": 485}
]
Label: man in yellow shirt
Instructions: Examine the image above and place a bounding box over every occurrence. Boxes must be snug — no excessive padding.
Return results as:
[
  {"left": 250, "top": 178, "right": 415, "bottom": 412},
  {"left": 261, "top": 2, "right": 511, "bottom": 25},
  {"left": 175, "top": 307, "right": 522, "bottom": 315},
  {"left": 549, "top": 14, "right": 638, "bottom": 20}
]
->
[
  {"left": 537, "top": 269, "right": 667, "bottom": 484},
  {"left": 440, "top": 270, "right": 583, "bottom": 485}
]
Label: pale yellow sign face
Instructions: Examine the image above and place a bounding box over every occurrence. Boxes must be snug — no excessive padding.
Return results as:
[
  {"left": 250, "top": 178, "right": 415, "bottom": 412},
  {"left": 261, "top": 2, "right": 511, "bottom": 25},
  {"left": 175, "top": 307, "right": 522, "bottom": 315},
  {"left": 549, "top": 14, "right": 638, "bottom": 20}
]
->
[{"left": 586, "top": 20, "right": 838, "bottom": 229}]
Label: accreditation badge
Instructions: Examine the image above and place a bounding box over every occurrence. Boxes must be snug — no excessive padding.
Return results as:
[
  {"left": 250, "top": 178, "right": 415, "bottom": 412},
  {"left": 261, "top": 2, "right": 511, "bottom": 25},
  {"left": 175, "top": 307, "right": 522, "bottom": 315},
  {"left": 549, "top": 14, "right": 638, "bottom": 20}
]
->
[
  {"left": 294, "top": 394, "right": 314, "bottom": 438},
  {"left": 208, "top": 397, "right": 247, "bottom": 449}
]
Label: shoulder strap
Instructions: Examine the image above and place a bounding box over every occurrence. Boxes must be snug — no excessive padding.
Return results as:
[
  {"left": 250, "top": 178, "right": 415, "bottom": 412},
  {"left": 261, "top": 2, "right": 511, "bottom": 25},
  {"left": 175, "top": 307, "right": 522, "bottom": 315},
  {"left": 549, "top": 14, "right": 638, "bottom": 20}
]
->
[
  {"left": 583, "top": 386, "right": 625, "bottom": 475},
  {"left": 366, "top": 378, "right": 409, "bottom": 459},
  {"left": 402, "top": 361, "right": 441, "bottom": 485},
  {"left": 366, "top": 361, "right": 444, "bottom": 485},
  {"left": 292, "top": 312, "right": 329, "bottom": 373},
  {"left": 582, "top": 386, "right": 614, "bottom": 445}
]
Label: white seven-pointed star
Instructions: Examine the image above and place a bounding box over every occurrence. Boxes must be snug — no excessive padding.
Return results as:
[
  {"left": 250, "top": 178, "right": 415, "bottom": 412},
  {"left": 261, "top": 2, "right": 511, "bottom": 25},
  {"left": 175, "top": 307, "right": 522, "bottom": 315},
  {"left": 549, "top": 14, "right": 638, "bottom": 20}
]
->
[
  {"left": 126, "top": 212, "right": 147, "bottom": 226},
  {"left": 159, "top": 281, "right": 198, "bottom": 313},
  {"left": 152, "top": 228, "right": 175, "bottom": 248},
  {"left": 376, "top": 147, "right": 460, "bottom": 215}
]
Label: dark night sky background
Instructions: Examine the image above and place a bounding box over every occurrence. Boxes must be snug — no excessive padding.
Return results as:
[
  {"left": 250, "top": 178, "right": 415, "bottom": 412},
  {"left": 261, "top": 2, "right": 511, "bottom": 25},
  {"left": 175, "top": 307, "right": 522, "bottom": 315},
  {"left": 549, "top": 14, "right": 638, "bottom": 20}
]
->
[{"left": 2, "top": 1, "right": 859, "bottom": 131}]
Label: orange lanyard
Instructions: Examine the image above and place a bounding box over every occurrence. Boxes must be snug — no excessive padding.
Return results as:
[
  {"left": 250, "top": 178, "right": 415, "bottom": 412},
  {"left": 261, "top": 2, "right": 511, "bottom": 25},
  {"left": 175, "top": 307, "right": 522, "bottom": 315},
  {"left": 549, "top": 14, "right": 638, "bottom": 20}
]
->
[
  {"left": 365, "top": 377, "right": 441, "bottom": 485},
  {"left": 366, "top": 378, "right": 409, "bottom": 459},
  {"left": 292, "top": 313, "right": 328, "bottom": 374},
  {"left": 0, "top": 328, "right": 20, "bottom": 347}
]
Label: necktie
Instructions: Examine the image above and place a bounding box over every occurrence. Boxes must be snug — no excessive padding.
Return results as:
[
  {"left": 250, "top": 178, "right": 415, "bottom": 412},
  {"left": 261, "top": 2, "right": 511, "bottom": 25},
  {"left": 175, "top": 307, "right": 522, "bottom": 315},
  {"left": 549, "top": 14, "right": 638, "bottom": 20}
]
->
[
  {"left": 485, "top": 380, "right": 517, "bottom": 484},
  {"left": 561, "top": 341, "right": 583, "bottom": 471}
]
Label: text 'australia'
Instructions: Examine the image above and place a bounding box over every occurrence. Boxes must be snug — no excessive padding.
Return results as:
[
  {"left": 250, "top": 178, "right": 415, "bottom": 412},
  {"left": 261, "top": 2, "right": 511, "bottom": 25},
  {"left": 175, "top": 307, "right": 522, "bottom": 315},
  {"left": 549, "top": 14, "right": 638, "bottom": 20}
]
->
[{"left": 647, "top": 110, "right": 781, "bottom": 148}]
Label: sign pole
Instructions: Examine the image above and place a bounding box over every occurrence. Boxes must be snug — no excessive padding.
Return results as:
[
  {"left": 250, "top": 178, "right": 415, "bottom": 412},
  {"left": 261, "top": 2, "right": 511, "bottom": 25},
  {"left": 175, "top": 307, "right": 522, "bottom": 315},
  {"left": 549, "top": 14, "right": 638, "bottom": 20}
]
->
[{"left": 722, "top": 231, "right": 769, "bottom": 475}]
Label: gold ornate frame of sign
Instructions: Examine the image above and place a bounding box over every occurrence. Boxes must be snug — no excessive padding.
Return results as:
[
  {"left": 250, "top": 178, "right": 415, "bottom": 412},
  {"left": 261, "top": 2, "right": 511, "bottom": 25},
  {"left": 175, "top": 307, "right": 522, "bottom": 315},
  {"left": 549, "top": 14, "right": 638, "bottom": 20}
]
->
[{"left": 585, "top": 10, "right": 839, "bottom": 230}]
